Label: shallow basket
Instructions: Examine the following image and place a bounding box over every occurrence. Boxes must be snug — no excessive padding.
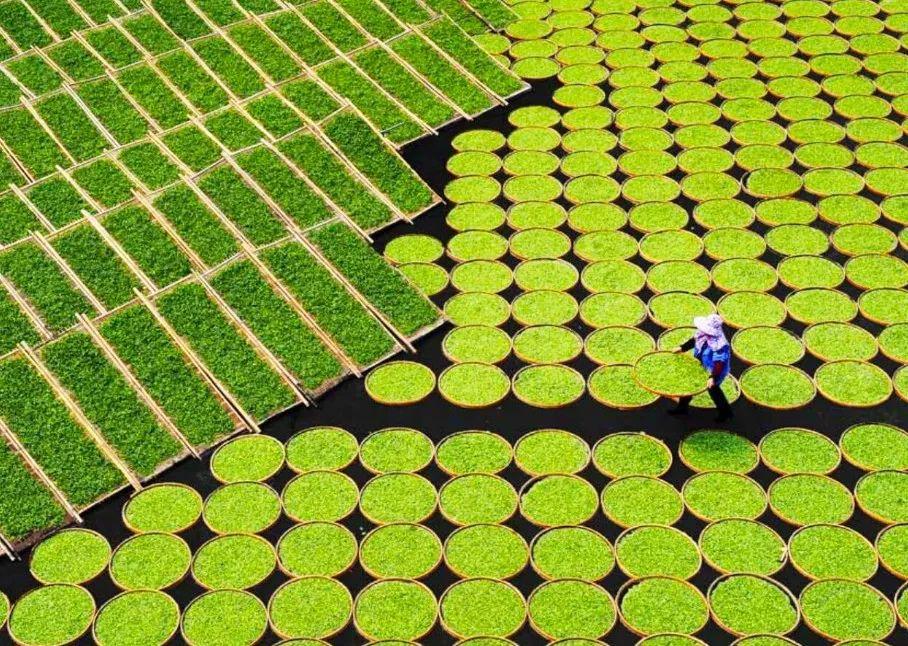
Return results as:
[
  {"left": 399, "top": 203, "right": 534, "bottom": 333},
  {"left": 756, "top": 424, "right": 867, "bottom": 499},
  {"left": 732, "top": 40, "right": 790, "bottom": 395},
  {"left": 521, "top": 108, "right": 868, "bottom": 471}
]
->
[
  {"left": 529, "top": 578, "right": 616, "bottom": 640},
  {"left": 616, "top": 575, "right": 708, "bottom": 638},
  {"left": 707, "top": 573, "right": 800, "bottom": 638},
  {"left": 92, "top": 591, "right": 179, "bottom": 646}
]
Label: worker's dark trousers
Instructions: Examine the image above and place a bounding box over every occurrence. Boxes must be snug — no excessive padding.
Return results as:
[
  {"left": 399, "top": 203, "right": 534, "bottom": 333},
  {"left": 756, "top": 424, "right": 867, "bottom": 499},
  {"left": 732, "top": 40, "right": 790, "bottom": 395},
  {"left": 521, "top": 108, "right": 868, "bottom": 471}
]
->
[{"left": 676, "top": 384, "right": 732, "bottom": 417}]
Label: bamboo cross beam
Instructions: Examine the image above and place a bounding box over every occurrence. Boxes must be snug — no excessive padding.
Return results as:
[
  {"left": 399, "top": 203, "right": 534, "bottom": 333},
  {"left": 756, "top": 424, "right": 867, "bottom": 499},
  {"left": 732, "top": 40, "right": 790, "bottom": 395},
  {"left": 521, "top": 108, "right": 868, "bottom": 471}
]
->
[{"left": 18, "top": 342, "right": 142, "bottom": 490}]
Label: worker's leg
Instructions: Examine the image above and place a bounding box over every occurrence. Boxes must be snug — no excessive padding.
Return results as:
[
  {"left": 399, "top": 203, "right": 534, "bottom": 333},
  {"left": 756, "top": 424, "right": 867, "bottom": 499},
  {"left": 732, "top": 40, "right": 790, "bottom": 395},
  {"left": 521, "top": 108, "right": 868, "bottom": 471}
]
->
[
  {"left": 668, "top": 396, "right": 692, "bottom": 415},
  {"left": 710, "top": 384, "right": 733, "bottom": 422}
]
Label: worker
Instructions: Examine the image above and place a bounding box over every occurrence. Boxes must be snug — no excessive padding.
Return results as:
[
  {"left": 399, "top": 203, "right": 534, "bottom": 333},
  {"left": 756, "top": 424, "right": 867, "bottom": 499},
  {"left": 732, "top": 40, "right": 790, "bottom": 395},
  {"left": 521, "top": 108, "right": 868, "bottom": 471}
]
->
[{"left": 668, "top": 313, "right": 733, "bottom": 423}]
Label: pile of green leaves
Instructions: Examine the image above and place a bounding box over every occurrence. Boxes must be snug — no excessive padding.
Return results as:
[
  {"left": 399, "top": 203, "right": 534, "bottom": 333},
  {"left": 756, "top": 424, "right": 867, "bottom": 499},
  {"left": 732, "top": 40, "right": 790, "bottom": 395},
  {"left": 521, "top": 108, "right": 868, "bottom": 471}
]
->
[
  {"left": 877, "top": 525, "right": 908, "bottom": 579},
  {"left": 514, "top": 259, "right": 579, "bottom": 291},
  {"left": 815, "top": 361, "right": 892, "bottom": 406},
  {"left": 513, "top": 364, "right": 586, "bottom": 408},
  {"left": 777, "top": 256, "right": 844, "bottom": 289},
  {"left": 679, "top": 430, "right": 758, "bottom": 473},
  {"left": 592, "top": 433, "right": 671, "bottom": 477},
  {"left": 573, "top": 230, "right": 637, "bottom": 262},
  {"left": 700, "top": 519, "right": 786, "bottom": 575},
  {"left": 0, "top": 108, "right": 68, "bottom": 177},
  {"left": 360, "top": 428, "right": 433, "bottom": 474},
  {"left": 740, "top": 364, "right": 815, "bottom": 409},
  {"left": 603, "top": 476, "right": 683, "bottom": 527},
  {"left": 513, "top": 290, "right": 578, "bottom": 326},
  {"left": 840, "top": 423, "right": 908, "bottom": 471},
  {"left": 683, "top": 472, "right": 767, "bottom": 521},
  {"left": 732, "top": 327, "right": 803, "bottom": 365},
  {"left": 531, "top": 525, "right": 613, "bottom": 581},
  {"left": 282, "top": 471, "right": 357, "bottom": 522},
  {"left": 804, "top": 323, "right": 878, "bottom": 361},
  {"left": 521, "top": 475, "right": 598, "bottom": 526},
  {"left": 447, "top": 231, "right": 508, "bottom": 261},
  {"left": 158, "top": 283, "right": 296, "bottom": 421},
  {"left": 435, "top": 431, "right": 512, "bottom": 475},
  {"left": 385, "top": 235, "right": 444, "bottom": 265},
  {"left": 210, "top": 435, "right": 284, "bottom": 483},
  {"left": 514, "top": 429, "right": 589, "bottom": 476},
  {"left": 443, "top": 325, "right": 511, "bottom": 364},
  {"left": 52, "top": 224, "right": 139, "bottom": 308},
  {"left": 262, "top": 242, "right": 396, "bottom": 367},
  {"left": 360, "top": 523, "right": 441, "bottom": 579},
  {"left": 530, "top": 579, "right": 615, "bottom": 639},
  {"left": 0, "top": 357, "right": 124, "bottom": 505},
  {"left": 323, "top": 112, "right": 434, "bottom": 213},
  {"left": 633, "top": 351, "right": 707, "bottom": 397},
  {"left": 30, "top": 529, "right": 110, "bottom": 585},
  {"left": 649, "top": 292, "right": 714, "bottom": 328},
  {"left": 759, "top": 428, "right": 840, "bottom": 475},
  {"left": 359, "top": 473, "right": 436, "bottom": 524},
  {"left": 439, "top": 474, "right": 517, "bottom": 525},
  {"left": 513, "top": 325, "right": 583, "bottom": 364},
  {"left": 201, "top": 460, "right": 277, "bottom": 522},
  {"left": 110, "top": 533, "right": 191, "bottom": 591},
  {"left": 787, "top": 288, "right": 858, "bottom": 324},
  {"left": 355, "top": 579, "right": 437, "bottom": 641},
  {"left": 580, "top": 292, "right": 647, "bottom": 327},
  {"left": 182, "top": 590, "right": 267, "bottom": 645},
  {"left": 800, "top": 580, "right": 895, "bottom": 641},
  {"left": 616, "top": 524, "right": 700, "bottom": 579},
  {"left": 445, "top": 524, "right": 528, "bottom": 579},
  {"left": 585, "top": 327, "right": 654, "bottom": 365},
  {"left": 0, "top": 242, "right": 92, "bottom": 332},
  {"left": 277, "top": 522, "right": 356, "bottom": 578},
  {"left": 856, "top": 470, "right": 908, "bottom": 523},
  {"left": 588, "top": 364, "right": 658, "bottom": 409},
  {"left": 790, "top": 524, "right": 877, "bottom": 581},
  {"left": 450, "top": 260, "right": 513, "bottom": 293},
  {"left": 620, "top": 577, "right": 708, "bottom": 635},
  {"left": 269, "top": 577, "right": 352, "bottom": 640},
  {"left": 718, "top": 290, "right": 787, "bottom": 331},
  {"left": 441, "top": 579, "right": 525, "bottom": 638},
  {"left": 365, "top": 361, "right": 435, "bottom": 405},
  {"left": 510, "top": 229, "right": 571, "bottom": 260},
  {"left": 769, "top": 474, "right": 854, "bottom": 525},
  {"left": 285, "top": 426, "right": 357, "bottom": 473},
  {"left": 192, "top": 534, "right": 276, "bottom": 590},
  {"left": 712, "top": 258, "right": 778, "bottom": 292},
  {"left": 117, "top": 64, "right": 188, "bottom": 129},
  {"left": 710, "top": 575, "right": 798, "bottom": 635},
  {"left": 9, "top": 584, "right": 95, "bottom": 645},
  {"left": 0, "top": 441, "right": 65, "bottom": 542},
  {"left": 101, "top": 306, "right": 234, "bottom": 448},
  {"left": 94, "top": 590, "right": 179, "bottom": 646},
  {"left": 439, "top": 362, "right": 510, "bottom": 407},
  {"left": 42, "top": 332, "right": 182, "bottom": 477}
]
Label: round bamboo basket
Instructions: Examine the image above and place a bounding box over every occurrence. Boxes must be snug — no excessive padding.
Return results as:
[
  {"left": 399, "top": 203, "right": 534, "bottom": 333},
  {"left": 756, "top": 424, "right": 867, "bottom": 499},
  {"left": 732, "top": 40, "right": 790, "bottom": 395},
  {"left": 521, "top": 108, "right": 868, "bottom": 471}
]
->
[
  {"left": 802, "top": 322, "right": 879, "bottom": 363},
  {"left": 584, "top": 325, "right": 655, "bottom": 365},
  {"left": 268, "top": 576, "right": 352, "bottom": 641},
  {"left": 438, "top": 474, "right": 518, "bottom": 527},
  {"left": 511, "top": 290, "right": 579, "bottom": 327},
  {"left": 707, "top": 573, "right": 800, "bottom": 637},
  {"left": 359, "top": 522, "right": 443, "bottom": 580},
  {"left": 121, "top": 482, "right": 203, "bottom": 534},
  {"left": 681, "top": 471, "right": 768, "bottom": 523},
  {"left": 739, "top": 364, "right": 817, "bottom": 410},
  {"left": 897, "top": 580, "right": 908, "bottom": 629},
  {"left": 281, "top": 471, "right": 359, "bottom": 524},
  {"left": 768, "top": 473, "right": 855, "bottom": 527},
  {"left": 364, "top": 361, "right": 436, "bottom": 406},
  {"left": 731, "top": 326, "right": 805, "bottom": 366},
  {"left": 285, "top": 426, "right": 358, "bottom": 474},
  {"left": 877, "top": 524, "right": 908, "bottom": 580},
  {"left": 519, "top": 474, "right": 598, "bottom": 527},
  {"left": 678, "top": 430, "right": 759, "bottom": 474},
  {"left": 758, "top": 426, "right": 841, "bottom": 476},
  {"left": 444, "top": 523, "right": 529, "bottom": 580},
  {"left": 800, "top": 579, "right": 896, "bottom": 642},
  {"left": 579, "top": 292, "right": 648, "bottom": 328},
  {"left": 528, "top": 525, "right": 613, "bottom": 582},
  {"left": 528, "top": 579, "right": 616, "bottom": 640},
  {"left": 617, "top": 576, "right": 708, "bottom": 637},
  {"left": 190, "top": 533, "right": 276, "bottom": 590},
  {"left": 511, "top": 364, "right": 587, "bottom": 408},
  {"left": 434, "top": 430, "right": 512, "bottom": 477},
  {"left": 9, "top": 584, "right": 95, "bottom": 646},
  {"left": 591, "top": 432, "right": 672, "bottom": 479},
  {"left": 358, "top": 427, "right": 435, "bottom": 475},
  {"left": 210, "top": 435, "right": 286, "bottom": 484},
  {"left": 588, "top": 364, "right": 660, "bottom": 410},
  {"left": 698, "top": 518, "right": 788, "bottom": 576},
  {"left": 512, "top": 325, "right": 584, "bottom": 364},
  {"left": 513, "top": 428, "right": 591, "bottom": 476},
  {"left": 508, "top": 228, "right": 572, "bottom": 261},
  {"left": 787, "top": 523, "right": 878, "bottom": 582},
  {"left": 601, "top": 476, "right": 684, "bottom": 529},
  {"left": 108, "top": 532, "right": 191, "bottom": 592},
  {"left": 29, "top": 528, "right": 111, "bottom": 586},
  {"left": 92, "top": 590, "right": 179, "bottom": 646},
  {"left": 840, "top": 422, "right": 908, "bottom": 472},
  {"left": 815, "top": 360, "right": 893, "bottom": 407},
  {"left": 275, "top": 521, "right": 357, "bottom": 579},
  {"left": 855, "top": 470, "right": 908, "bottom": 524},
  {"left": 359, "top": 472, "right": 437, "bottom": 526},
  {"left": 437, "top": 363, "right": 511, "bottom": 409},
  {"left": 438, "top": 578, "right": 524, "bottom": 640},
  {"left": 614, "top": 524, "right": 702, "bottom": 579},
  {"left": 633, "top": 351, "right": 709, "bottom": 399},
  {"left": 202, "top": 481, "right": 282, "bottom": 535}
]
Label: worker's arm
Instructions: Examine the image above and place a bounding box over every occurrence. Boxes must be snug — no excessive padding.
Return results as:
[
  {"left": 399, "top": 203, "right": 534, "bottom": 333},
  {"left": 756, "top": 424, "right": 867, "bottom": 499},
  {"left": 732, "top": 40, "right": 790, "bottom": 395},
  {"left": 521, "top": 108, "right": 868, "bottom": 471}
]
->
[{"left": 674, "top": 339, "right": 695, "bottom": 353}]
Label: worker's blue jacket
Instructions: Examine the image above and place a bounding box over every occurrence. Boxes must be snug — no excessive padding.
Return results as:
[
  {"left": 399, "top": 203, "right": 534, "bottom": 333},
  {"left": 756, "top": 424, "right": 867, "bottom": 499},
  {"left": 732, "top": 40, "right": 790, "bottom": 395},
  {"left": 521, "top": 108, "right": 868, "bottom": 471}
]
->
[{"left": 694, "top": 343, "right": 731, "bottom": 384}]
